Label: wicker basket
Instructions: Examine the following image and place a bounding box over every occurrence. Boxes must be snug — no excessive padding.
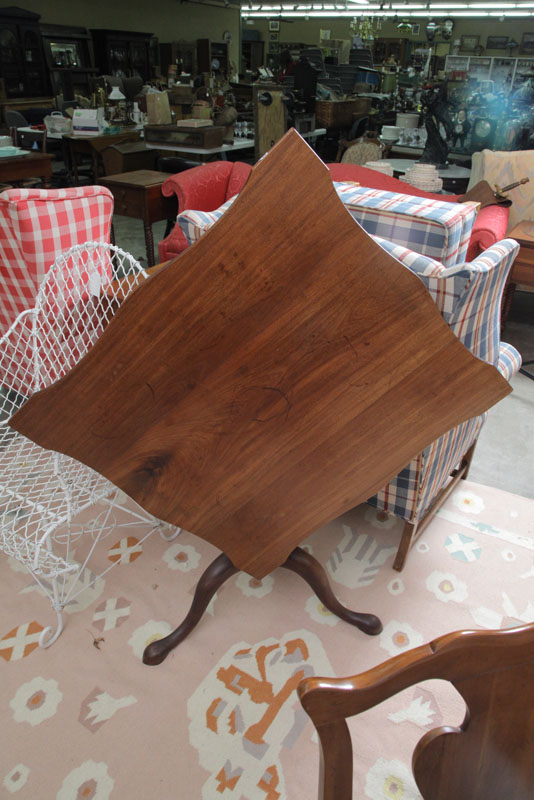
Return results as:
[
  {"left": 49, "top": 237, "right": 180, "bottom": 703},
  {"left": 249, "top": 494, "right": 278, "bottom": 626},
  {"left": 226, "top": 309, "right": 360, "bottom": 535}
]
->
[{"left": 315, "top": 100, "right": 361, "bottom": 128}]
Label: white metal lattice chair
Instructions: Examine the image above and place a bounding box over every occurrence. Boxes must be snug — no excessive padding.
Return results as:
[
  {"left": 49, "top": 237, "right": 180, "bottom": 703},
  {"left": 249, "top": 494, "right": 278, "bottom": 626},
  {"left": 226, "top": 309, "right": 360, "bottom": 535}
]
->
[{"left": 0, "top": 241, "right": 179, "bottom": 647}]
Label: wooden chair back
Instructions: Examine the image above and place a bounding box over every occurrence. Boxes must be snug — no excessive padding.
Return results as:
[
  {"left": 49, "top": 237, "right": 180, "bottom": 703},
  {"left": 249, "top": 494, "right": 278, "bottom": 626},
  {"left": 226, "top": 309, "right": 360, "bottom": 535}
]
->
[{"left": 298, "top": 624, "right": 534, "bottom": 800}]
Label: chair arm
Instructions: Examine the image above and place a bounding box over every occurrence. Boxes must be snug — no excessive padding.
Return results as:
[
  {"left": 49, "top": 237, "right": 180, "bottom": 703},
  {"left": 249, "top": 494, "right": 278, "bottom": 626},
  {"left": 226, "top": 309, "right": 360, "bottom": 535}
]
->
[
  {"left": 161, "top": 163, "right": 231, "bottom": 212},
  {"left": 465, "top": 205, "right": 510, "bottom": 261},
  {"left": 158, "top": 230, "right": 189, "bottom": 262},
  {"left": 498, "top": 342, "right": 522, "bottom": 381}
]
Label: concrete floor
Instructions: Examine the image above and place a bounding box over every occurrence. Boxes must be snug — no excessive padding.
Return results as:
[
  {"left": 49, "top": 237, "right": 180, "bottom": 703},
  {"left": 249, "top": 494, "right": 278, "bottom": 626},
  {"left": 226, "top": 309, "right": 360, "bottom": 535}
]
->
[{"left": 112, "top": 215, "right": 534, "bottom": 500}]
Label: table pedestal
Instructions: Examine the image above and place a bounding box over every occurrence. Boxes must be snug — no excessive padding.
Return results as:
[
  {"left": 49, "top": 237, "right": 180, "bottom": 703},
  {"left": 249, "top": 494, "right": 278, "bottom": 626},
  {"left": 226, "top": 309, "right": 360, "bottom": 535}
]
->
[{"left": 143, "top": 546, "right": 383, "bottom": 665}]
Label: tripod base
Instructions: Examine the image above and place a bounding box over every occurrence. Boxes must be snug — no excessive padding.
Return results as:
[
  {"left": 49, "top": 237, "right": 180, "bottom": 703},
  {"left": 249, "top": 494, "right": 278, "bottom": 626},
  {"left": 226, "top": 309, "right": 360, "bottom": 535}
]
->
[{"left": 143, "top": 546, "right": 382, "bottom": 666}]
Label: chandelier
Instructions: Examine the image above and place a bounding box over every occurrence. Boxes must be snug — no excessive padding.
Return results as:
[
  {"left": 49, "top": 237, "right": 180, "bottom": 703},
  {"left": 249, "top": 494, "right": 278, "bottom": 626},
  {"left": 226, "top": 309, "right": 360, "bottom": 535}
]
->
[{"left": 350, "top": 15, "right": 383, "bottom": 42}]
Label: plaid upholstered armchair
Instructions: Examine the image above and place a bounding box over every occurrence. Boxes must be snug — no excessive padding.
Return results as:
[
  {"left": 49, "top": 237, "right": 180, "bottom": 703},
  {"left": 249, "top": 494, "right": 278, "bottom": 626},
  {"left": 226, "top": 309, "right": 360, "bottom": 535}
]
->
[
  {"left": 0, "top": 187, "right": 114, "bottom": 334},
  {"left": 168, "top": 187, "right": 521, "bottom": 571},
  {"left": 367, "top": 236, "right": 521, "bottom": 568}
]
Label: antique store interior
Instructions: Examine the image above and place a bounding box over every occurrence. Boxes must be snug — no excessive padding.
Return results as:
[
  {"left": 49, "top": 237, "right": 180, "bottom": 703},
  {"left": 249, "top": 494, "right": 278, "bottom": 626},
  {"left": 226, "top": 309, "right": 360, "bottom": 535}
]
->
[{"left": 1, "top": 1, "right": 534, "bottom": 798}]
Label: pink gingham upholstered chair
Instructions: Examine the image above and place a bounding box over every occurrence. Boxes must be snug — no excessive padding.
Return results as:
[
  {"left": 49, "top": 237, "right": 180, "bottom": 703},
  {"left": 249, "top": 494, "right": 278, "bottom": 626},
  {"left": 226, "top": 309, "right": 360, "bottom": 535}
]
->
[
  {"left": 0, "top": 187, "right": 114, "bottom": 334},
  {"left": 173, "top": 194, "right": 520, "bottom": 571}
]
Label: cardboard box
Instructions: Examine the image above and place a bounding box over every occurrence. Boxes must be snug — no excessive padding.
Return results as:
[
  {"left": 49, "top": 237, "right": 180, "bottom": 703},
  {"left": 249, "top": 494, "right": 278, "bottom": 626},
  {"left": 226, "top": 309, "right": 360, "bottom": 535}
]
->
[{"left": 72, "top": 108, "right": 101, "bottom": 136}]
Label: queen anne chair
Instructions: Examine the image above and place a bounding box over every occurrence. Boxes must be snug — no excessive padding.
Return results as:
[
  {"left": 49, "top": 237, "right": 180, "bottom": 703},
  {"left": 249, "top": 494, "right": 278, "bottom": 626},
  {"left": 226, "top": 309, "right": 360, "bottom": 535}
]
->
[
  {"left": 298, "top": 623, "right": 534, "bottom": 800},
  {"left": 0, "top": 242, "right": 178, "bottom": 647},
  {"left": 0, "top": 186, "right": 114, "bottom": 335}
]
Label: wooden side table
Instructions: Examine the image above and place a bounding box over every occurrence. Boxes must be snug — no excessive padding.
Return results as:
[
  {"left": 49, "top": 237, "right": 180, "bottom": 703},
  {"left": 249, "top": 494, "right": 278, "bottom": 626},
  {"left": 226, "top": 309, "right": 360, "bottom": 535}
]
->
[
  {"left": 0, "top": 152, "right": 53, "bottom": 188},
  {"left": 99, "top": 170, "right": 177, "bottom": 267},
  {"left": 503, "top": 220, "right": 534, "bottom": 325}
]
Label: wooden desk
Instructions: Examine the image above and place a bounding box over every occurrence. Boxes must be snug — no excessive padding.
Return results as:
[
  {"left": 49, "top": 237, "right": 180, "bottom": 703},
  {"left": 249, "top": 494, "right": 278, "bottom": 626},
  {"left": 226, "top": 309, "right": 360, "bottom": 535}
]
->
[
  {"left": 508, "top": 221, "right": 534, "bottom": 288},
  {"left": 65, "top": 131, "right": 141, "bottom": 184},
  {"left": 0, "top": 151, "right": 53, "bottom": 187},
  {"left": 503, "top": 220, "right": 534, "bottom": 324},
  {"left": 99, "top": 170, "right": 176, "bottom": 267}
]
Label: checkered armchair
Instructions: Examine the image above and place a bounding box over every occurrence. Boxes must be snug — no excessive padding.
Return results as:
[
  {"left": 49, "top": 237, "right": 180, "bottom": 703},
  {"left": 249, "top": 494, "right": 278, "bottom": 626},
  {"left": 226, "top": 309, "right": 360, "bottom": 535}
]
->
[
  {"left": 367, "top": 236, "right": 521, "bottom": 568},
  {"left": 0, "top": 186, "right": 114, "bottom": 335}
]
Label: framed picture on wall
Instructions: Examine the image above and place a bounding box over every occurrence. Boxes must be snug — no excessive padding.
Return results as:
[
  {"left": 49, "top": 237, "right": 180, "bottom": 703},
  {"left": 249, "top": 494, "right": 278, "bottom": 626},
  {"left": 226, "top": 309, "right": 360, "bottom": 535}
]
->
[
  {"left": 269, "top": 33, "right": 279, "bottom": 42},
  {"left": 412, "top": 24, "right": 420, "bottom": 35},
  {"left": 268, "top": 20, "right": 280, "bottom": 32},
  {"left": 460, "top": 35, "right": 479, "bottom": 52},
  {"left": 486, "top": 36, "right": 508, "bottom": 49},
  {"left": 520, "top": 33, "right": 534, "bottom": 53}
]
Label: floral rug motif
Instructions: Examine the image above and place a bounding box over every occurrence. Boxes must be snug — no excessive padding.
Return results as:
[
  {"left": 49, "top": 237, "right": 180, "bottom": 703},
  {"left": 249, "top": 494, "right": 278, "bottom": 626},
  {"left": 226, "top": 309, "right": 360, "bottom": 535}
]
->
[{"left": 1, "top": 480, "right": 533, "bottom": 799}]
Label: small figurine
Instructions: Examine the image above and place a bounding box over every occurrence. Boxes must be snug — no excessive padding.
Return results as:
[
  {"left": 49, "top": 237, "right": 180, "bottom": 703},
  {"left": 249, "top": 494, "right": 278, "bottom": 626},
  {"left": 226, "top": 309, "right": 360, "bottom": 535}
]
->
[
  {"left": 451, "top": 108, "right": 471, "bottom": 150},
  {"left": 420, "top": 81, "right": 454, "bottom": 166}
]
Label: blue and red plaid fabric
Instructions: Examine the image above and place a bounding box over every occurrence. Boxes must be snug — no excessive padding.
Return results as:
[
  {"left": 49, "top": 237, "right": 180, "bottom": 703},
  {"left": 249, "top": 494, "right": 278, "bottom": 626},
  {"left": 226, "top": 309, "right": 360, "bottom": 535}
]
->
[
  {"left": 375, "top": 237, "right": 519, "bottom": 366},
  {"left": 178, "top": 197, "right": 237, "bottom": 246},
  {"left": 334, "top": 183, "right": 476, "bottom": 267},
  {"left": 178, "top": 185, "right": 476, "bottom": 269},
  {"left": 367, "top": 238, "right": 521, "bottom": 522}
]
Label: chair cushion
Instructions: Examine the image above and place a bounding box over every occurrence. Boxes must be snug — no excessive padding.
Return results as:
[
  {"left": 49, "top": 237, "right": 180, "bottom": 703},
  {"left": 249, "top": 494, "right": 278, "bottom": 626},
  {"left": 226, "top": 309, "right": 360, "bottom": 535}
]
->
[
  {"left": 469, "top": 149, "right": 534, "bottom": 231},
  {"left": 177, "top": 196, "right": 237, "bottom": 245}
]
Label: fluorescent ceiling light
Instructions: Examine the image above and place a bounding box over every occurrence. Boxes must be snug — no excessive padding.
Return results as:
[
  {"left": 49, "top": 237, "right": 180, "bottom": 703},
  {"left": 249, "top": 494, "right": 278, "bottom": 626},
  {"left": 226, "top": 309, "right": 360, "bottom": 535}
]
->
[{"left": 241, "top": 1, "right": 534, "bottom": 12}]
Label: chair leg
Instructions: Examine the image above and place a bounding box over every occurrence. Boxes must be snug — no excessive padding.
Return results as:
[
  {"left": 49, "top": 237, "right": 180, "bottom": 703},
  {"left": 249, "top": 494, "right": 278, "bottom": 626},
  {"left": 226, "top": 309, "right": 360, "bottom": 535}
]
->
[
  {"left": 393, "top": 522, "right": 417, "bottom": 572},
  {"left": 392, "top": 441, "right": 479, "bottom": 572}
]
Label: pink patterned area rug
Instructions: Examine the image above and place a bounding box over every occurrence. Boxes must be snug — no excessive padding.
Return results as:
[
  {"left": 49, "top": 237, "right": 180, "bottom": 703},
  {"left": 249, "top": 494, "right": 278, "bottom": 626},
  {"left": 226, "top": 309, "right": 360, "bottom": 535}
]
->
[{"left": 1, "top": 479, "right": 534, "bottom": 800}]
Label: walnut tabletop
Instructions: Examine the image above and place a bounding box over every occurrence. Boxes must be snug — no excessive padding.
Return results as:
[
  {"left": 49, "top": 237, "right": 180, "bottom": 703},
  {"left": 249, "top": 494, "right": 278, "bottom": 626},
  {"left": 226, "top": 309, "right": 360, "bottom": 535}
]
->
[{"left": 12, "top": 130, "right": 510, "bottom": 580}]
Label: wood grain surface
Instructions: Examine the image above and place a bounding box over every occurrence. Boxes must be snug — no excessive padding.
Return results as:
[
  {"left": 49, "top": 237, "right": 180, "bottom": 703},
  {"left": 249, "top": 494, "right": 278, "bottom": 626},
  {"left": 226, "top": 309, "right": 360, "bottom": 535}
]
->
[
  {"left": 12, "top": 129, "right": 510, "bottom": 578},
  {"left": 298, "top": 624, "right": 534, "bottom": 800}
]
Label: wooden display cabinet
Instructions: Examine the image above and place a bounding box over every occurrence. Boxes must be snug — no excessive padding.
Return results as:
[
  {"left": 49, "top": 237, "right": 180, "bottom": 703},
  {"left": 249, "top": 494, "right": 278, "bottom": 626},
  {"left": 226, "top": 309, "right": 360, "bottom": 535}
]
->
[
  {"left": 0, "top": 6, "right": 48, "bottom": 98},
  {"left": 90, "top": 29, "right": 155, "bottom": 82},
  {"left": 40, "top": 23, "right": 96, "bottom": 100},
  {"left": 372, "top": 38, "right": 408, "bottom": 67},
  {"left": 197, "top": 38, "right": 228, "bottom": 76},
  {"left": 241, "top": 41, "right": 264, "bottom": 72},
  {"left": 160, "top": 41, "right": 197, "bottom": 77}
]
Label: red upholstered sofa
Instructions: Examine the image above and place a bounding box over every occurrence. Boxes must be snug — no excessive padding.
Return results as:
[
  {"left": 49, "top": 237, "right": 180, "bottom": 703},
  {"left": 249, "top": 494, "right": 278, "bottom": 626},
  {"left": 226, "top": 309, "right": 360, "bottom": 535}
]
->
[{"left": 157, "top": 160, "right": 509, "bottom": 263}]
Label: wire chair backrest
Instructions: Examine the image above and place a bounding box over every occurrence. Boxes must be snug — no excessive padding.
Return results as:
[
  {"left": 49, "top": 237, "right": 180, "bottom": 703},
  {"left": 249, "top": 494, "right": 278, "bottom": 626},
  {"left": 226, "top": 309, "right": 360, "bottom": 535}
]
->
[{"left": 0, "top": 242, "right": 147, "bottom": 420}]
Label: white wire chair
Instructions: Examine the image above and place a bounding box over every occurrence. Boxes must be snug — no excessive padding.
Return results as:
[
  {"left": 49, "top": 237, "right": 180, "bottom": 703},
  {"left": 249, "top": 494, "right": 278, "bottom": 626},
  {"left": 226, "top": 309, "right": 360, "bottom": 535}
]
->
[{"left": 0, "top": 242, "right": 179, "bottom": 647}]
